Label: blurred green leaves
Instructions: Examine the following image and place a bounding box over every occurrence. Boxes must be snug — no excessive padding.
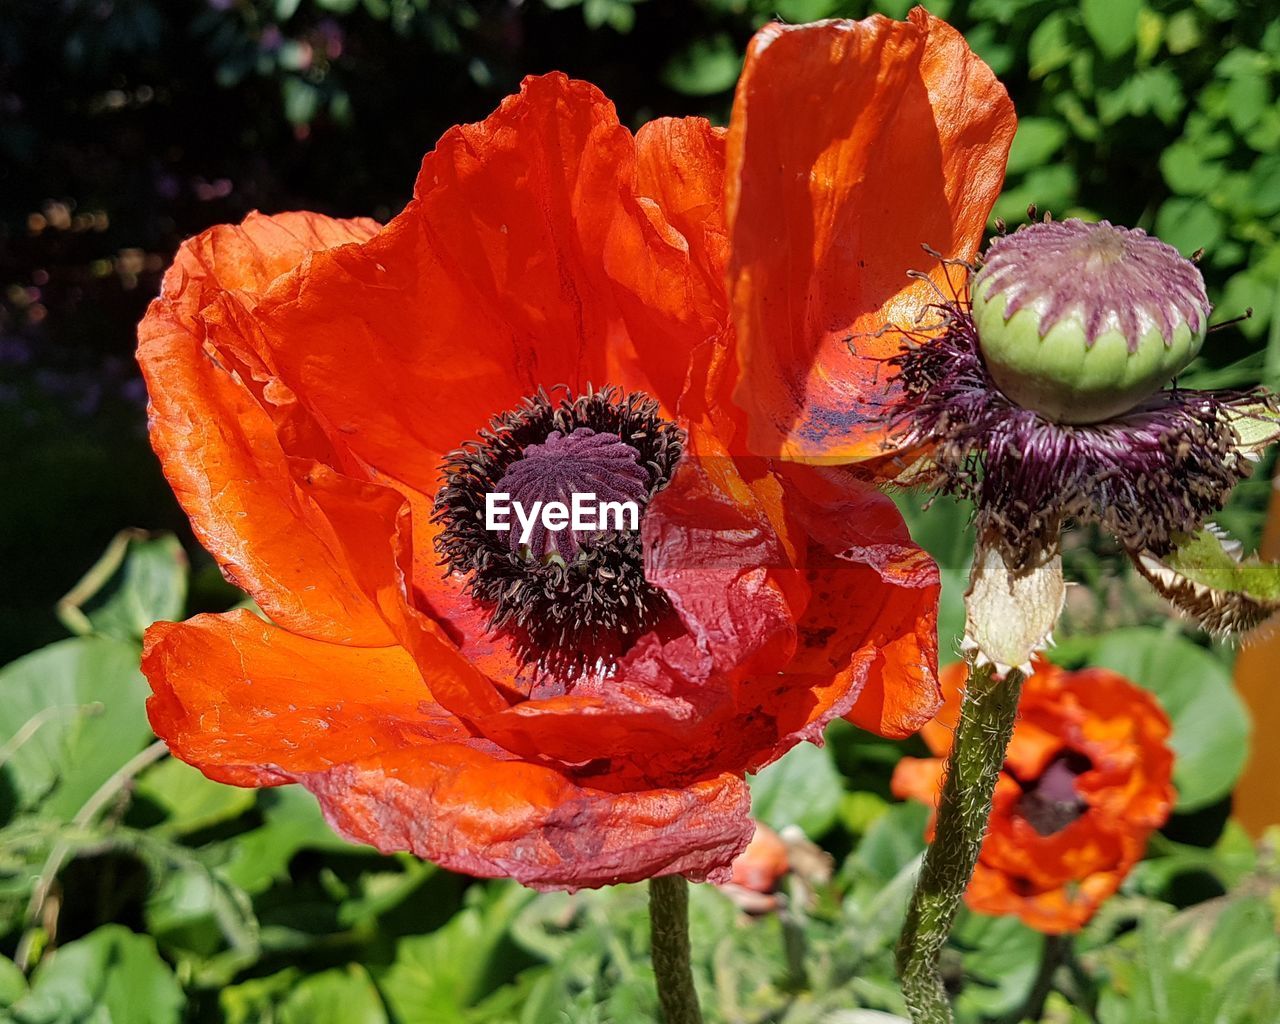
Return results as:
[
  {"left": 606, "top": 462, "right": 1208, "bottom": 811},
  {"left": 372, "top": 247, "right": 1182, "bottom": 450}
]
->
[
  {"left": 1087, "top": 887, "right": 1280, "bottom": 1024},
  {"left": 0, "top": 638, "right": 150, "bottom": 820},
  {"left": 1080, "top": 0, "right": 1142, "bottom": 60},
  {"left": 662, "top": 35, "right": 741, "bottom": 97},
  {"left": 55, "top": 531, "right": 187, "bottom": 644},
  {"left": 1, "top": 926, "right": 185, "bottom": 1024},
  {"left": 751, "top": 741, "right": 844, "bottom": 838}
]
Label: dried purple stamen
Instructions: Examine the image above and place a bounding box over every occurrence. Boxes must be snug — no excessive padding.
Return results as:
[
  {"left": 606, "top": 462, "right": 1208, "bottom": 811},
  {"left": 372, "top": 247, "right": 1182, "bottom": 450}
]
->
[{"left": 434, "top": 386, "right": 684, "bottom": 674}]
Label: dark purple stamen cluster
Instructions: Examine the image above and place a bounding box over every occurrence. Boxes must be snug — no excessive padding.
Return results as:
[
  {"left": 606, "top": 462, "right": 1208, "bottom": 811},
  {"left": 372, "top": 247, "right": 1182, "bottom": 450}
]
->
[
  {"left": 1011, "top": 751, "right": 1092, "bottom": 837},
  {"left": 433, "top": 386, "right": 684, "bottom": 675},
  {"left": 494, "top": 428, "right": 649, "bottom": 561},
  {"left": 889, "top": 287, "right": 1261, "bottom": 571}
]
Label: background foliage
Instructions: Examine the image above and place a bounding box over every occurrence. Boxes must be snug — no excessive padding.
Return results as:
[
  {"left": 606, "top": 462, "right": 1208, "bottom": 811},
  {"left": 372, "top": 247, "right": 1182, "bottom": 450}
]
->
[{"left": 2, "top": 1, "right": 1280, "bottom": 1021}]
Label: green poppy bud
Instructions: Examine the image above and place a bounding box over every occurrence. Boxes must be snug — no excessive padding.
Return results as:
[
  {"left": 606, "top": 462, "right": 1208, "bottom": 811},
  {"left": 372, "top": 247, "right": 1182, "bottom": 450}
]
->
[{"left": 971, "top": 219, "right": 1210, "bottom": 424}]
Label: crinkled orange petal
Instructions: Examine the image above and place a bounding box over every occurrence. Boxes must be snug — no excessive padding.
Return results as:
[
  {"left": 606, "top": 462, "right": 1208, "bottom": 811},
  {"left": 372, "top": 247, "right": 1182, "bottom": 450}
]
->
[
  {"left": 634, "top": 117, "right": 729, "bottom": 325},
  {"left": 138, "top": 215, "right": 412, "bottom": 646},
  {"left": 300, "top": 746, "right": 753, "bottom": 891},
  {"left": 775, "top": 464, "right": 942, "bottom": 738},
  {"left": 472, "top": 425, "right": 938, "bottom": 782},
  {"left": 250, "top": 75, "right": 727, "bottom": 498},
  {"left": 726, "top": 9, "right": 1016, "bottom": 463},
  {"left": 471, "top": 424, "right": 802, "bottom": 786},
  {"left": 157, "top": 210, "right": 381, "bottom": 313},
  {"left": 142, "top": 611, "right": 752, "bottom": 888},
  {"left": 966, "top": 863, "right": 1117, "bottom": 934},
  {"left": 142, "top": 610, "right": 452, "bottom": 787}
]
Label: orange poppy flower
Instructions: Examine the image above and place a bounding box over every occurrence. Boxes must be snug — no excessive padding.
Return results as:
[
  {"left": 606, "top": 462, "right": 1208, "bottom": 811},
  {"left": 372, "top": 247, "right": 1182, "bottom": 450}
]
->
[
  {"left": 892, "top": 660, "right": 1175, "bottom": 933},
  {"left": 137, "top": 11, "right": 1010, "bottom": 890}
]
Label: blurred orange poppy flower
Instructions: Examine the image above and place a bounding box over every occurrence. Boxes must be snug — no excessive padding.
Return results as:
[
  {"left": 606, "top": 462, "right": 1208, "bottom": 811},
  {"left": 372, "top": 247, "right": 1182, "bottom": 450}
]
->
[
  {"left": 893, "top": 660, "right": 1175, "bottom": 933},
  {"left": 137, "top": 11, "right": 1011, "bottom": 890}
]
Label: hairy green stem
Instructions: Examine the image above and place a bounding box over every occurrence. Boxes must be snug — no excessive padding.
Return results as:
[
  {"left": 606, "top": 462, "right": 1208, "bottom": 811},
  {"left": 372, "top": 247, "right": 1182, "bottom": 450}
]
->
[
  {"left": 895, "top": 659, "right": 1026, "bottom": 1023},
  {"left": 649, "top": 875, "right": 703, "bottom": 1024}
]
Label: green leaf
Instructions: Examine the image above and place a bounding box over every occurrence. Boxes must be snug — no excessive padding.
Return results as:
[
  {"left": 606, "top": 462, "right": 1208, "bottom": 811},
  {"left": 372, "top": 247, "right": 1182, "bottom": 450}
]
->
[
  {"left": 1224, "top": 63, "right": 1272, "bottom": 135},
  {"left": 775, "top": 0, "right": 845, "bottom": 20},
  {"left": 993, "top": 164, "right": 1078, "bottom": 224},
  {"left": 56, "top": 531, "right": 187, "bottom": 643},
  {"left": 1247, "top": 154, "right": 1280, "bottom": 217},
  {"left": 1095, "top": 896, "right": 1280, "bottom": 1023},
  {"left": 0, "top": 637, "right": 153, "bottom": 819},
  {"left": 843, "top": 801, "right": 929, "bottom": 890},
  {"left": 144, "top": 864, "right": 257, "bottom": 965},
  {"left": 1165, "top": 9, "right": 1201, "bottom": 53},
  {"left": 377, "top": 882, "right": 534, "bottom": 1021},
  {"left": 1160, "top": 141, "right": 1225, "bottom": 195},
  {"left": 1028, "top": 11, "right": 1074, "bottom": 78},
  {"left": 1154, "top": 197, "right": 1224, "bottom": 256},
  {"left": 280, "top": 965, "right": 389, "bottom": 1024},
  {"left": 1223, "top": 401, "right": 1280, "bottom": 456},
  {"left": 0, "top": 959, "right": 27, "bottom": 1008},
  {"left": 582, "top": 0, "right": 636, "bottom": 32},
  {"left": 1088, "top": 626, "right": 1248, "bottom": 810},
  {"left": 3, "top": 925, "right": 184, "bottom": 1024},
  {"left": 1081, "top": 0, "right": 1142, "bottom": 58},
  {"left": 134, "top": 757, "right": 256, "bottom": 837},
  {"left": 749, "top": 740, "right": 843, "bottom": 838},
  {"left": 1005, "top": 117, "right": 1068, "bottom": 175},
  {"left": 220, "top": 970, "right": 300, "bottom": 1024},
  {"left": 1135, "top": 524, "right": 1280, "bottom": 637},
  {"left": 1097, "top": 67, "right": 1185, "bottom": 125},
  {"left": 660, "top": 35, "right": 740, "bottom": 97},
  {"left": 220, "top": 786, "right": 358, "bottom": 893},
  {"left": 1221, "top": 272, "right": 1277, "bottom": 341},
  {"left": 281, "top": 77, "right": 320, "bottom": 126},
  {"left": 1135, "top": 7, "right": 1162, "bottom": 64},
  {"left": 952, "top": 913, "right": 1043, "bottom": 1017},
  {"left": 964, "top": 23, "right": 1016, "bottom": 76}
]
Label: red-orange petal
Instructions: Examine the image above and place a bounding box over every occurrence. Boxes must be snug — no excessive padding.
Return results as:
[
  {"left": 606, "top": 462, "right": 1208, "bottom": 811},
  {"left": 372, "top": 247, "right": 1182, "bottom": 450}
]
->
[
  {"left": 900, "top": 659, "right": 1176, "bottom": 933},
  {"left": 138, "top": 213, "right": 412, "bottom": 646},
  {"left": 634, "top": 117, "right": 730, "bottom": 325},
  {"left": 142, "top": 611, "right": 752, "bottom": 888},
  {"left": 250, "top": 75, "right": 728, "bottom": 498},
  {"left": 726, "top": 9, "right": 1016, "bottom": 463},
  {"left": 301, "top": 747, "right": 753, "bottom": 891},
  {"left": 775, "top": 464, "right": 942, "bottom": 738},
  {"left": 157, "top": 210, "right": 381, "bottom": 316},
  {"left": 142, "top": 610, "right": 451, "bottom": 787}
]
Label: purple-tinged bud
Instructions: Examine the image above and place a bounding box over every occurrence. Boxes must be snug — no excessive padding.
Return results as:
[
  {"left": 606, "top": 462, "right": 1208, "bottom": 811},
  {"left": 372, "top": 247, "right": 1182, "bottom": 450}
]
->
[{"left": 971, "top": 220, "right": 1210, "bottom": 424}]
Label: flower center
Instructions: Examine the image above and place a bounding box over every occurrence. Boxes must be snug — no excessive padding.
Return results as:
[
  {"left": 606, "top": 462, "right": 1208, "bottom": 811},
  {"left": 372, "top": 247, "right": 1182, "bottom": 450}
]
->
[
  {"left": 1013, "top": 751, "right": 1092, "bottom": 837},
  {"left": 494, "top": 428, "right": 649, "bottom": 561},
  {"left": 433, "top": 387, "right": 684, "bottom": 675}
]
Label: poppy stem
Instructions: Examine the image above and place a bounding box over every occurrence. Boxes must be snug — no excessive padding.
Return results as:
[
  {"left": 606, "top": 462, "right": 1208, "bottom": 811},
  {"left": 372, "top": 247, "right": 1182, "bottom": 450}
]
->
[
  {"left": 648, "top": 874, "right": 704, "bottom": 1024},
  {"left": 895, "top": 657, "right": 1026, "bottom": 1023}
]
